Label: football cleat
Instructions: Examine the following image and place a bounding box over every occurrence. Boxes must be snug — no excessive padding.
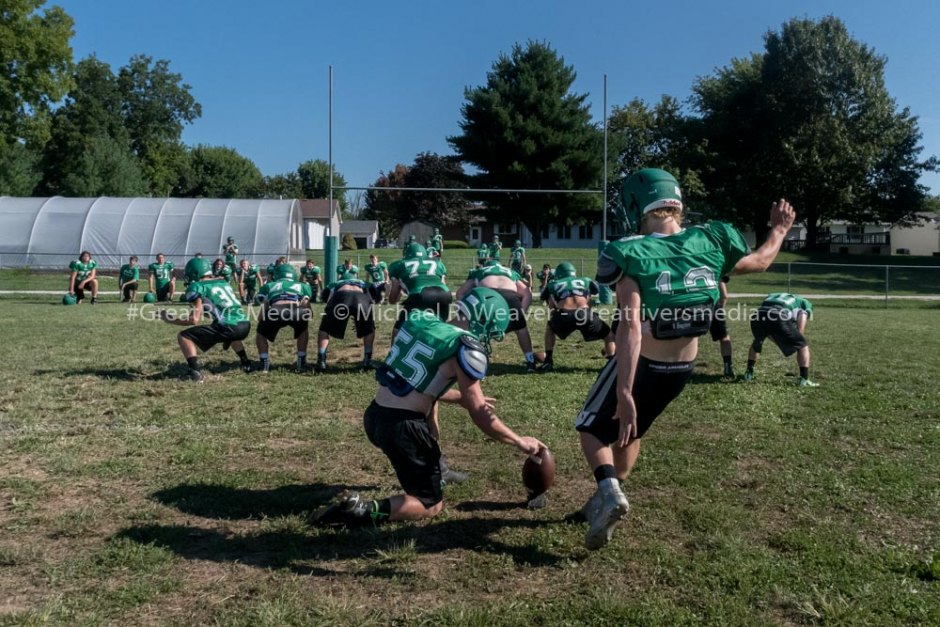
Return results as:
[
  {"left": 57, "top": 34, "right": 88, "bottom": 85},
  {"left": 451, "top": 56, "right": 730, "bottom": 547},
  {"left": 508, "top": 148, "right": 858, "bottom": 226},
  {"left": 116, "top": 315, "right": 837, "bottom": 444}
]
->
[
  {"left": 580, "top": 488, "right": 601, "bottom": 522},
  {"left": 723, "top": 364, "right": 734, "bottom": 377},
  {"left": 241, "top": 361, "right": 253, "bottom": 374},
  {"left": 310, "top": 491, "right": 370, "bottom": 526},
  {"left": 585, "top": 482, "right": 629, "bottom": 550},
  {"left": 538, "top": 362, "right": 554, "bottom": 373},
  {"left": 181, "top": 369, "right": 204, "bottom": 383},
  {"left": 798, "top": 378, "right": 819, "bottom": 388},
  {"left": 525, "top": 360, "right": 537, "bottom": 374},
  {"left": 743, "top": 370, "right": 755, "bottom": 381}
]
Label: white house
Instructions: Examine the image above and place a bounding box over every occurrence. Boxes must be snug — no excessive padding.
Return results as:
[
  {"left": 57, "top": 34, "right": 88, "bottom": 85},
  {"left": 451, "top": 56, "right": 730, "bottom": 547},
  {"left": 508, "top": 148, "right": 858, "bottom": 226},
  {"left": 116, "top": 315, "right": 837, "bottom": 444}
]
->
[
  {"left": 300, "top": 199, "right": 342, "bottom": 250},
  {"left": 341, "top": 220, "right": 380, "bottom": 249}
]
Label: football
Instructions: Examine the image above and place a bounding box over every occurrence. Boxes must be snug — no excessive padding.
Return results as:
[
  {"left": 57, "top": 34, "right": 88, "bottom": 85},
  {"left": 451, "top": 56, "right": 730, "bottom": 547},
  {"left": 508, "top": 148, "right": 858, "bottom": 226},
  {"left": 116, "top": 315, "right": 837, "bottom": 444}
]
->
[
  {"left": 522, "top": 448, "right": 556, "bottom": 497},
  {"left": 533, "top": 351, "right": 546, "bottom": 364}
]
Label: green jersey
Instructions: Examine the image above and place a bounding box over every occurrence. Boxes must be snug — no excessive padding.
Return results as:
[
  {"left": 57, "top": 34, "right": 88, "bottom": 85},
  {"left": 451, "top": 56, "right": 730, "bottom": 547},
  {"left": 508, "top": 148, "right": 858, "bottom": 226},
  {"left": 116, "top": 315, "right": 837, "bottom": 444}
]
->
[
  {"left": 258, "top": 278, "right": 312, "bottom": 304},
  {"left": 378, "top": 310, "right": 487, "bottom": 397},
  {"left": 476, "top": 245, "right": 489, "bottom": 262},
  {"left": 69, "top": 259, "right": 98, "bottom": 282},
  {"left": 212, "top": 264, "right": 232, "bottom": 281},
  {"left": 467, "top": 263, "right": 520, "bottom": 283},
  {"left": 300, "top": 265, "right": 321, "bottom": 284},
  {"left": 431, "top": 234, "right": 443, "bottom": 251},
  {"left": 510, "top": 246, "right": 525, "bottom": 267},
  {"left": 537, "top": 269, "right": 555, "bottom": 284},
  {"left": 364, "top": 261, "right": 388, "bottom": 283},
  {"left": 546, "top": 276, "right": 597, "bottom": 302},
  {"left": 119, "top": 264, "right": 139, "bottom": 284},
  {"left": 149, "top": 262, "right": 175, "bottom": 288},
  {"left": 388, "top": 257, "right": 448, "bottom": 294},
  {"left": 236, "top": 264, "right": 262, "bottom": 288},
  {"left": 762, "top": 292, "right": 813, "bottom": 315},
  {"left": 184, "top": 278, "right": 248, "bottom": 325},
  {"left": 488, "top": 241, "right": 502, "bottom": 259},
  {"left": 598, "top": 222, "right": 749, "bottom": 317},
  {"left": 336, "top": 264, "right": 359, "bottom": 278},
  {"left": 224, "top": 244, "right": 238, "bottom": 265}
]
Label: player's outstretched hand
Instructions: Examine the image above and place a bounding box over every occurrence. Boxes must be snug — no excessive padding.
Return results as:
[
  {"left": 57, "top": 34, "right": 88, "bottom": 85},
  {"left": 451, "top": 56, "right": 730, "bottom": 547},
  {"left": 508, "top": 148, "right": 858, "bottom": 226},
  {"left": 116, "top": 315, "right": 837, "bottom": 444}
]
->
[
  {"left": 770, "top": 199, "right": 796, "bottom": 232},
  {"left": 516, "top": 436, "right": 545, "bottom": 457}
]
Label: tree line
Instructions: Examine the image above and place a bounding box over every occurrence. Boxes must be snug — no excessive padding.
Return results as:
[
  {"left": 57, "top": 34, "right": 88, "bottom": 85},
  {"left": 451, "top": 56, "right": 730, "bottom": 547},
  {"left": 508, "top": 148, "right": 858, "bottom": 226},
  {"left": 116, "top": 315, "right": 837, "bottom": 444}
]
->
[{"left": 3, "top": 2, "right": 935, "bottom": 246}]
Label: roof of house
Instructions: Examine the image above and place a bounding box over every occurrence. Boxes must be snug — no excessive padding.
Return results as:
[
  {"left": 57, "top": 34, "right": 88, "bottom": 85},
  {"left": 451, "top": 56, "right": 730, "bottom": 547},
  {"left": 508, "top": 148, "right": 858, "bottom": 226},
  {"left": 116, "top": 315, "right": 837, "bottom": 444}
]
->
[
  {"left": 341, "top": 220, "right": 379, "bottom": 234},
  {"left": 299, "top": 199, "right": 339, "bottom": 220}
]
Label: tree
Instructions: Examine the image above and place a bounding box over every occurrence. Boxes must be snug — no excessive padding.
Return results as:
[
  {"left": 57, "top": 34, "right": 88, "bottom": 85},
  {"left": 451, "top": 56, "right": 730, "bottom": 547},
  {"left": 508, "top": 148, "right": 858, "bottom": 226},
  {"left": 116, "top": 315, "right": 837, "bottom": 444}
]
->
[
  {"left": 398, "top": 152, "right": 468, "bottom": 227},
  {"left": 179, "top": 145, "right": 263, "bottom": 198},
  {"left": 448, "top": 41, "right": 601, "bottom": 246},
  {"left": 262, "top": 172, "right": 302, "bottom": 199},
  {"left": 297, "top": 159, "right": 347, "bottom": 210},
  {"left": 0, "top": 142, "right": 41, "bottom": 195},
  {"left": 693, "top": 17, "right": 935, "bottom": 243},
  {"left": 0, "top": 0, "right": 75, "bottom": 149},
  {"left": 362, "top": 164, "right": 409, "bottom": 238},
  {"left": 116, "top": 55, "right": 201, "bottom": 195},
  {"left": 60, "top": 134, "right": 149, "bottom": 196}
]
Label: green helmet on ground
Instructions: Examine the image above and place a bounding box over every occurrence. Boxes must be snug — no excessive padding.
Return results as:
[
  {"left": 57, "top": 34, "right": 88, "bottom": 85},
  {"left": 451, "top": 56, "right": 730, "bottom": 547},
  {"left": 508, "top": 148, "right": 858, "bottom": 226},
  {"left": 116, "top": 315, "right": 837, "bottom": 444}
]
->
[
  {"left": 403, "top": 242, "right": 427, "bottom": 259},
  {"left": 143, "top": 292, "right": 157, "bottom": 304},
  {"left": 62, "top": 293, "right": 77, "bottom": 306},
  {"left": 457, "top": 287, "right": 511, "bottom": 343},
  {"left": 554, "top": 262, "right": 578, "bottom": 279},
  {"left": 274, "top": 264, "right": 297, "bottom": 281},
  {"left": 619, "top": 168, "right": 684, "bottom": 233},
  {"left": 184, "top": 257, "right": 213, "bottom": 283}
]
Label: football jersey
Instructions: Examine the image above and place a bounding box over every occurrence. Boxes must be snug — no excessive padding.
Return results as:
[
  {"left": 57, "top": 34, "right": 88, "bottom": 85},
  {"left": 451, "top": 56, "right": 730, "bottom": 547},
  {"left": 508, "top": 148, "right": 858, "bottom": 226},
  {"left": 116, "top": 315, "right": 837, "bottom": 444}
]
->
[
  {"left": 761, "top": 292, "right": 813, "bottom": 315},
  {"left": 364, "top": 261, "right": 388, "bottom": 283},
  {"left": 224, "top": 245, "right": 238, "bottom": 265},
  {"left": 258, "top": 279, "right": 312, "bottom": 303},
  {"left": 149, "top": 262, "right": 175, "bottom": 287},
  {"left": 510, "top": 246, "right": 525, "bottom": 265},
  {"left": 546, "top": 276, "right": 597, "bottom": 302},
  {"left": 537, "top": 269, "right": 555, "bottom": 283},
  {"left": 300, "top": 265, "right": 321, "bottom": 284},
  {"left": 431, "top": 234, "right": 443, "bottom": 250},
  {"left": 380, "top": 311, "right": 481, "bottom": 397},
  {"left": 488, "top": 242, "right": 502, "bottom": 258},
  {"left": 336, "top": 264, "right": 359, "bottom": 277},
  {"left": 598, "top": 222, "right": 749, "bottom": 315},
  {"left": 476, "top": 246, "right": 489, "bottom": 261},
  {"left": 388, "top": 257, "right": 447, "bottom": 294},
  {"left": 119, "top": 264, "right": 139, "bottom": 283},
  {"left": 184, "top": 278, "right": 248, "bottom": 325},
  {"left": 467, "top": 263, "right": 520, "bottom": 283},
  {"left": 212, "top": 264, "right": 232, "bottom": 281},
  {"left": 237, "top": 264, "right": 262, "bottom": 287},
  {"left": 70, "top": 259, "right": 98, "bottom": 282}
]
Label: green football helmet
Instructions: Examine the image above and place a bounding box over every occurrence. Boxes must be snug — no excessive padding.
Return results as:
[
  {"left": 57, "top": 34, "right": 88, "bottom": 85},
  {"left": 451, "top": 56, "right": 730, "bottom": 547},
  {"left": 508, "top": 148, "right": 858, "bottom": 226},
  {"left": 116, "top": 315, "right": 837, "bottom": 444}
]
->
[
  {"left": 184, "top": 257, "right": 213, "bottom": 283},
  {"left": 515, "top": 240, "right": 522, "bottom": 247},
  {"left": 62, "top": 293, "right": 77, "bottom": 306},
  {"left": 403, "top": 242, "right": 427, "bottom": 259},
  {"left": 554, "top": 262, "right": 577, "bottom": 279},
  {"left": 619, "top": 168, "right": 684, "bottom": 233},
  {"left": 457, "top": 287, "right": 511, "bottom": 343},
  {"left": 143, "top": 292, "right": 157, "bottom": 304},
  {"left": 274, "top": 263, "right": 297, "bottom": 281}
]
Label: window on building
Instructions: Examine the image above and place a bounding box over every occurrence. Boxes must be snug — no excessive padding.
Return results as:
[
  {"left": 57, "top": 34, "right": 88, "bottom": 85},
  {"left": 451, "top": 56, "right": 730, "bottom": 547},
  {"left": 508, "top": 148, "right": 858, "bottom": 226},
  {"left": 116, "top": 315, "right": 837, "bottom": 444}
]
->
[
  {"left": 557, "top": 224, "right": 572, "bottom": 239},
  {"left": 847, "top": 224, "right": 864, "bottom": 235},
  {"left": 579, "top": 224, "right": 592, "bottom": 240},
  {"left": 541, "top": 224, "right": 550, "bottom": 239}
]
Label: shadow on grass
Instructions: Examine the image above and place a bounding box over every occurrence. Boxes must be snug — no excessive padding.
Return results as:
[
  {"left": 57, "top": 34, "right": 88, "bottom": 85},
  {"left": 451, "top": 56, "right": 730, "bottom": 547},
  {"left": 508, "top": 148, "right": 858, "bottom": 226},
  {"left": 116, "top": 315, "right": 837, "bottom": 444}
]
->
[
  {"left": 32, "top": 366, "right": 178, "bottom": 381},
  {"left": 115, "top": 508, "right": 564, "bottom": 576},
  {"left": 487, "top": 362, "right": 601, "bottom": 377},
  {"left": 152, "top": 482, "right": 375, "bottom": 520}
]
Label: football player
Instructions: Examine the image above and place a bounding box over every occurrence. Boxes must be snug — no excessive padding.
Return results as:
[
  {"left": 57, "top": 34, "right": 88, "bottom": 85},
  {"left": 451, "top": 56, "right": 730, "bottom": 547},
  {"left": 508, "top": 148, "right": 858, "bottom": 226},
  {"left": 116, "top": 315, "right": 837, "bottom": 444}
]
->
[
  {"left": 456, "top": 259, "right": 536, "bottom": 373},
  {"left": 509, "top": 240, "right": 527, "bottom": 275},
  {"left": 223, "top": 236, "right": 238, "bottom": 273},
  {"left": 68, "top": 251, "right": 99, "bottom": 304},
  {"left": 236, "top": 259, "right": 264, "bottom": 305},
  {"left": 255, "top": 264, "right": 313, "bottom": 372},
  {"left": 364, "top": 254, "right": 389, "bottom": 304},
  {"left": 316, "top": 268, "right": 378, "bottom": 372},
  {"left": 536, "top": 264, "right": 555, "bottom": 294},
  {"left": 266, "top": 256, "right": 287, "bottom": 281},
  {"left": 488, "top": 234, "right": 502, "bottom": 261},
  {"left": 159, "top": 257, "right": 253, "bottom": 381},
  {"left": 744, "top": 292, "right": 817, "bottom": 386},
  {"left": 539, "top": 261, "right": 615, "bottom": 372},
  {"left": 311, "top": 288, "right": 545, "bottom": 527},
  {"left": 148, "top": 253, "right": 176, "bottom": 302},
  {"left": 475, "top": 242, "right": 490, "bottom": 267},
  {"left": 387, "top": 242, "right": 451, "bottom": 343},
  {"left": 710, "top": 276, "right": 735, "bottom": 377},
  {"left": 576, "top": 168, "right": 795, "bottom": 550},
  {"left": 335, "top": 258, "right": 358, "bottom": 281},
  {"left": 211, "top": 258, "right": 232, "bottom": 283},
  {"left": 119, "top": 256, "right": 140, "bottom": 303},
  {"left": 300, "top": 259, "right": 323, "bottom": 303}
]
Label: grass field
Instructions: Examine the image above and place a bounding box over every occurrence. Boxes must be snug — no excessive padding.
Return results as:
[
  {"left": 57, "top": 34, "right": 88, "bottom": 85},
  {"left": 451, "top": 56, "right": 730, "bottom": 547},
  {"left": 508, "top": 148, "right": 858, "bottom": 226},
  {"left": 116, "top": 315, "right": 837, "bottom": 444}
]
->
[
  {"left": 4, "top": 248, "right": 940, "bottom": 298},
  {"left": 1, "top": 293, "right": 938, "bottom": 625}
]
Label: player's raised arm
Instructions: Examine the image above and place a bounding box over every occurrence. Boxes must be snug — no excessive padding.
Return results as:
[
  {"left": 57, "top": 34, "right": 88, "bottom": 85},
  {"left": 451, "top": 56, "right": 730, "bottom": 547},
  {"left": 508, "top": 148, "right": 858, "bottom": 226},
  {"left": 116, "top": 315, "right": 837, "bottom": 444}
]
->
[{"left": 732, "top": 199, "right": 796, "bottom": 275}]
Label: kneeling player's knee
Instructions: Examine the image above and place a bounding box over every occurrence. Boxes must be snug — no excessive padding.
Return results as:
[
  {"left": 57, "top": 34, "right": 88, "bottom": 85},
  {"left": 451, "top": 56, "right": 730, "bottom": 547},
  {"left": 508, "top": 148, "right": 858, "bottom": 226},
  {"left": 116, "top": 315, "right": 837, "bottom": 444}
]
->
[{"left": 420, "top": 499, "right": 444, "bottom": 518}]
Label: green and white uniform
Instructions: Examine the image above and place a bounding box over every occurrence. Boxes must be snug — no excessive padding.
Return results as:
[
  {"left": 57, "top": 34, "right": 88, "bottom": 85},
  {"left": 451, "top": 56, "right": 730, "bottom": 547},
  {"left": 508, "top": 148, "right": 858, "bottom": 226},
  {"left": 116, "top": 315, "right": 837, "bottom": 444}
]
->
[
  {"left": 488, "top": 240, "right": 502, "bottom": 260},
  {"left": 300, "top": 265, "right": 321, "bottom": 285},
  {"left": 212, "top": 263, "right": 232, "bottom": 282},
  {"left": 149, "top": 262, "right": 174, "bottom": 287},
  {"left": 224, "top": 245, "right": 238, "bottom": 268},
  {"left": 185, "top": 279, "right": 248, "bottom": 326},
  {"left": 70, "top": 259, "right": 98, "bottom": 284},
  {"left": 364, "top": 261, "right": 388, "bottom": 284},
  {"left": 466, "top": 263, "right": 520, "bottom": 283},
  {"left": 377, "top": 311, "right": 488, "bottom": 397},
  {"left": 510, "top": 246, "right": 525, "bottom": 272},
  {"left": 597, "top": 222, "right": 749, "bottom": 338},
  {"left": 545, "top": 275, "right": 596, "bottom": 302},
  {"left": 476, "top": 245, "right": 489, "bottom": 264},
  {"left": 430, "top": 234, "right": 443, "bottom": 253},
  {"left": 240, "top": 264, "right": 262, "bottom": 289},
  {"left": 761, "top": 292, "right": 813, "bottom": 316},
  {"left": 119, "top": 264, "right": 139, "bottom": 284},
  {"left": 258, "top": 279, "right": 313, "bottom": 303},
  {"left": 388, "top": 257, "right": 448, "bottom": 294}
]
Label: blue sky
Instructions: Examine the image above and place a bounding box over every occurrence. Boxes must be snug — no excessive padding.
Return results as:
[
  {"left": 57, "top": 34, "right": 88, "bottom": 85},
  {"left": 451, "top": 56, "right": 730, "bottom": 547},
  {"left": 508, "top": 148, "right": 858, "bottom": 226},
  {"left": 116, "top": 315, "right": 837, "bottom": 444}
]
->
[{"left": 55, "top": 0, "right": 940, "bottom": 194}]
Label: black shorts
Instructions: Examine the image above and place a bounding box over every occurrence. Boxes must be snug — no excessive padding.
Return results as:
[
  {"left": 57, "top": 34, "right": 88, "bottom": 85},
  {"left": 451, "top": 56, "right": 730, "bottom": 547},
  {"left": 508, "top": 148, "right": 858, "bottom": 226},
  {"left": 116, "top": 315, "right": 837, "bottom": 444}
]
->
[
  {"left": 122, "top": 282, "right": 138, "bottom": 300},
  {"left": 74, "top": 282, "right": 93, "bottom": 301},
  {"left": 257, "top": 303, "right": 311, "bottom": 341},
  {"left": 180, "top": 320, "right": 251, "bottom": 352},
  {"left": 750, "top": 307, "right": 807, "bottom": 357},
  {"left": 394, "top": 286, "right": 453, "bottom": 330},
  {"left": 575, "top": 355, "right": 694, "bottom": 444},
  {"left": 549, "top": 308, "right": 610, "bottom": 342},
  {"left": 709, "top": 308, "right": 729, "bottom": 341},
  {"left": 320, "top": 290, "right": 375, "bottom": 339},
  {"left": 363, "top": 401, "right": 442, "bottom": 507},
  {"left": 308, "top": 284, "right": 320, "bottom": 304},
  {"left": 156, "top": 284, "right": 172, "bottom": 302},
  {"left": 495, "top": 288, "right": 527, "bottom": 332}
]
